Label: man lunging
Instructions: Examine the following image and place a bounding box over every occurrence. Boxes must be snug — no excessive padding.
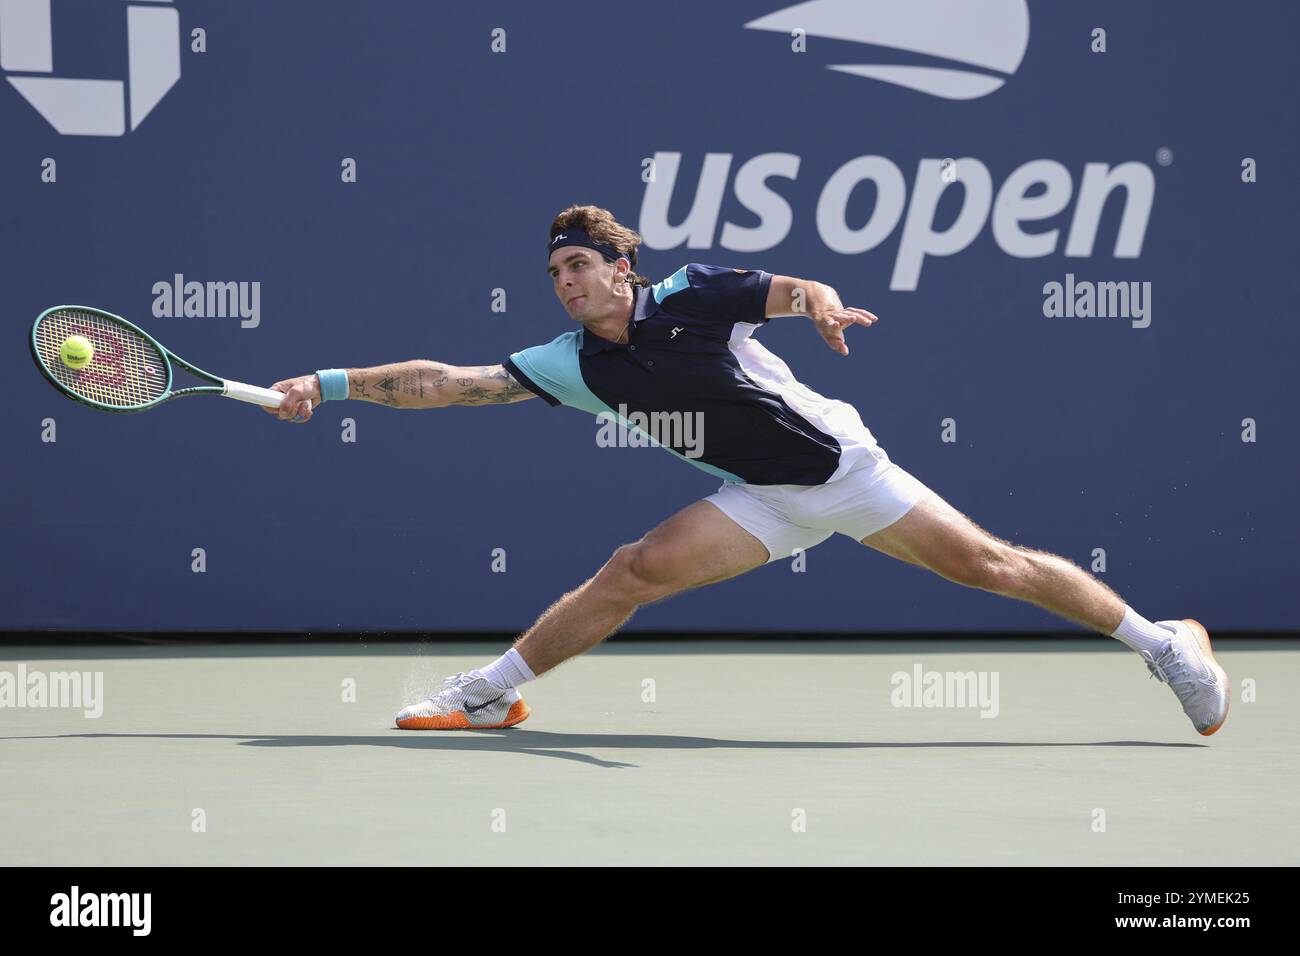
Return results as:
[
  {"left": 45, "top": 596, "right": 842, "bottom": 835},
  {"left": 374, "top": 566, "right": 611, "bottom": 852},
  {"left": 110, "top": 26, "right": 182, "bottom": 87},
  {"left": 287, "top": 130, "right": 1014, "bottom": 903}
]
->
[{"left": 265, "top": 205, "right": 1228, "bottom": 736}]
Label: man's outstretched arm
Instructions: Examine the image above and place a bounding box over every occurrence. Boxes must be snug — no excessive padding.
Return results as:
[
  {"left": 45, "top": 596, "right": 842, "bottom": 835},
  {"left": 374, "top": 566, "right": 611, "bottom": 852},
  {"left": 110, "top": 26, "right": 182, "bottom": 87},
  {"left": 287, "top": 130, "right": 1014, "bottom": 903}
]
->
[
  {"left": 262, "top": 361, "right": 536, "bottom": 422},
  {"left": 765, "top": 274, "right": 879, "bottom": 356}
]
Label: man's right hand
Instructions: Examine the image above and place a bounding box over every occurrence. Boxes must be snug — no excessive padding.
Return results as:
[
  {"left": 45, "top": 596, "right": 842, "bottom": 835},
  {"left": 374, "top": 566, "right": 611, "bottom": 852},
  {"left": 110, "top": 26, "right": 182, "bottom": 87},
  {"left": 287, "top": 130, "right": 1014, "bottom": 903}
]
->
[{"left": 262, "top": 373, "right": 322, "bottom": 423}]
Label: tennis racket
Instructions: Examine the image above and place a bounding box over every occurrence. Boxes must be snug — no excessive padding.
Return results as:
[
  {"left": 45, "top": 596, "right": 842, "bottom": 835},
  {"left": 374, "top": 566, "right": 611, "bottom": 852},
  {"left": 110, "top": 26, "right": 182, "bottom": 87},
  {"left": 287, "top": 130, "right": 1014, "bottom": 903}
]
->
[{"left": 30, "top": 305, "right": 306, "bottom": 415}]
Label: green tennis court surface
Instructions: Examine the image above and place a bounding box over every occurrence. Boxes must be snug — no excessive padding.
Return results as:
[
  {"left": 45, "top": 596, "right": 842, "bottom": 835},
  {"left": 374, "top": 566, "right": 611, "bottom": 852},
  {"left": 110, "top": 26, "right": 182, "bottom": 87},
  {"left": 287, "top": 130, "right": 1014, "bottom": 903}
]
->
[{"left": 2, "top": 639, "right": 1296, "bottom": 866}]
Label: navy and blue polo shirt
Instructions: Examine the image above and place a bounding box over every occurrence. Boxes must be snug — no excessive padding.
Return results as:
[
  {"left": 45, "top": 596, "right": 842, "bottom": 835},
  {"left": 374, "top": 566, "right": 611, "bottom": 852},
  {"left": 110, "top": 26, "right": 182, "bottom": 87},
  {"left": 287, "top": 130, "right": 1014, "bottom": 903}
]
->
[{"left": 503, "top": 263, "right": 883, "bottom": 486}]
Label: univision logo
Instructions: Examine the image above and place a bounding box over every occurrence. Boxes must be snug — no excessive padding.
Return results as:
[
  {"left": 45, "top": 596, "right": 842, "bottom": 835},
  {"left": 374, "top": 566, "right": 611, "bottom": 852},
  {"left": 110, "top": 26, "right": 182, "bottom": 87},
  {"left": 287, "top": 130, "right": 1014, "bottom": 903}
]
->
[
  {"left": 0, "top": 0, "right": 182, "bottom": 136},
  {"left": 745, "top": 0, "right": 1030, "bottom": 99}
]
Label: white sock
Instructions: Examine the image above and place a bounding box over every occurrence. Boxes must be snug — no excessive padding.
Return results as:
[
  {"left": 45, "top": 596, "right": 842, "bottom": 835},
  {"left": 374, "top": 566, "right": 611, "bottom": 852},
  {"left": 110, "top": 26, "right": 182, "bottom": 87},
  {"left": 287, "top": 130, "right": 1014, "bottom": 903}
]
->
[
  {"left": 473, "top": 647, "right": 536, "bottom": 689},
  {"left": 1111, "top": 605, "right": 1176, "bottom": 655}
]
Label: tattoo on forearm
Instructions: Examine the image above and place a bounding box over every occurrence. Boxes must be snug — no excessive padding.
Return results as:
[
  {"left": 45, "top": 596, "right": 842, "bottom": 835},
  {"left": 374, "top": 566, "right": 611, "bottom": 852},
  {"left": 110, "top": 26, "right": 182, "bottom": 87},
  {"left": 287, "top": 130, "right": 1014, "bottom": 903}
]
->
[
  {"left": 491, "top": 367, "right": 531, "bottom": 401},
  {"left": 374, "top": 375, "right": 399, "bottom": 406},
  {"left": 399, "top": 369, "right": 423, "bottom": 399},
  {"left": 455, "top": 367, "right": 531, "bottom": 405},
  {"left": 348, "top": 362, "right": 529, "bottom": 408}
]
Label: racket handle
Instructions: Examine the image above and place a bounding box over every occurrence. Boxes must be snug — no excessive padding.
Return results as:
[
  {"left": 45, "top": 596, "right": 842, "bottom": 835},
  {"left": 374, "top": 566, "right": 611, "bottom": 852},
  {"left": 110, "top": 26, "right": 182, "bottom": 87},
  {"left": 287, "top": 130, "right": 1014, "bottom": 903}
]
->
[{"left": 223, "top": 380, "right": 311, "bottom": 411}]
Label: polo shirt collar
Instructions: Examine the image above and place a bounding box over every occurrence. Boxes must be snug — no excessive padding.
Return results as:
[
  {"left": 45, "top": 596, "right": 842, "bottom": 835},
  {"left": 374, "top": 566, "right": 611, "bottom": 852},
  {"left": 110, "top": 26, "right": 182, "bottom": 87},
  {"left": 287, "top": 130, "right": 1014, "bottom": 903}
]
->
[{"left": 580, "top": 284, "right": 657, "bottom": 356}]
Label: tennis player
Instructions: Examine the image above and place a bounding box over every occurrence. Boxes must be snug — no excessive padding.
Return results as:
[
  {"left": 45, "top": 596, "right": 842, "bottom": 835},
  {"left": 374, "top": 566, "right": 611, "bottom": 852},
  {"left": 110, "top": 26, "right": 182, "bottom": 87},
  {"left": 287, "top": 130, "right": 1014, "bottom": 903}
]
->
[{"left": 266, "top": 205, "right": 1229, "bottom": 736}]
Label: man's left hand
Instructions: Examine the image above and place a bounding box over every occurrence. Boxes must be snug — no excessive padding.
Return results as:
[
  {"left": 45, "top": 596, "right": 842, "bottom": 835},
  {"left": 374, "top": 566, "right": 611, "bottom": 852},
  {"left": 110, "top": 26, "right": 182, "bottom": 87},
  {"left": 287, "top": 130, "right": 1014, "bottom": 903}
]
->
[{"left": 811, "top": 306, "right": 878, "bottom": 356}]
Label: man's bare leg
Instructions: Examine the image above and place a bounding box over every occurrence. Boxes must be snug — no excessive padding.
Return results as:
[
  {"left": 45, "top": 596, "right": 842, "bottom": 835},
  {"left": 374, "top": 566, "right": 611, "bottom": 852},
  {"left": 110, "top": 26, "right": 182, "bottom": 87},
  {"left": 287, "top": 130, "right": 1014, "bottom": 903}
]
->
[
  {"left": 394, "top": 500, "right": 769, "bottom": 728},
  {"left": 515, "top": 500, "right": 770, "bottom": 675},
  {"left": 860, "top": 487, "right": 1232, "bottom": 735},
  {"left": 861, "top": 491, "right": 1125, "bottom": 633}
]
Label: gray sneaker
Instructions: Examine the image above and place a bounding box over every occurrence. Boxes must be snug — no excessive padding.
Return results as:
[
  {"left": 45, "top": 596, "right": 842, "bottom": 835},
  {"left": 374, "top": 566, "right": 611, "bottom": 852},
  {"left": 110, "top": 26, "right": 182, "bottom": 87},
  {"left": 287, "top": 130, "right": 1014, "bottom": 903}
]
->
[
  {"left": 1144, "top": 619, "right": 1229, "bottom": 736},
  {"left": 395, "top": 672, "right": 530, "bottom": 730}
]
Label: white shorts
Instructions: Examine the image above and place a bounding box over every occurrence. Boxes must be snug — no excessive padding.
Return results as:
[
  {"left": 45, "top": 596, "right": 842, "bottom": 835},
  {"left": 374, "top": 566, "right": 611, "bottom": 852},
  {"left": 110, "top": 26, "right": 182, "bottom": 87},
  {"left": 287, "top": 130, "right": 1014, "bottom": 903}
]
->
[{"left": 703, "top": 452, "right": 930, "bottom": 563}]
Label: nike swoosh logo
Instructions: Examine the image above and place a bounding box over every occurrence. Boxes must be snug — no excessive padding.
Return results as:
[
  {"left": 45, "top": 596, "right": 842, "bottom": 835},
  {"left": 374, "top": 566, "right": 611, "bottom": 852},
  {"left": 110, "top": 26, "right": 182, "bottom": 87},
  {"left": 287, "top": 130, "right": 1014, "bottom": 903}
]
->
[{"left": 465, "top": 695, "right": 504, "bottom": 714}]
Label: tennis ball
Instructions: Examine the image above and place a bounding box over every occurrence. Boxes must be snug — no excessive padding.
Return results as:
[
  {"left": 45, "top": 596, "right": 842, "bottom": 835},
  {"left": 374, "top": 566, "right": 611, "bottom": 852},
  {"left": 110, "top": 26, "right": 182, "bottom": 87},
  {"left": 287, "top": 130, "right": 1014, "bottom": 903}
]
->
[{"left": 60, "top": 335, "right": 94, "bottom": 370}]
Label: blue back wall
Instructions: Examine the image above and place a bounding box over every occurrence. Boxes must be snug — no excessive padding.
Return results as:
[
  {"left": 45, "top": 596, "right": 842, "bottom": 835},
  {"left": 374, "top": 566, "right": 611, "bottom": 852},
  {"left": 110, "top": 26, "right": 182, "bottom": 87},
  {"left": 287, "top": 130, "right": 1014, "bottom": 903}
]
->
[{"left": 2, "top": 1, "right": 1296, "bottom": 632}]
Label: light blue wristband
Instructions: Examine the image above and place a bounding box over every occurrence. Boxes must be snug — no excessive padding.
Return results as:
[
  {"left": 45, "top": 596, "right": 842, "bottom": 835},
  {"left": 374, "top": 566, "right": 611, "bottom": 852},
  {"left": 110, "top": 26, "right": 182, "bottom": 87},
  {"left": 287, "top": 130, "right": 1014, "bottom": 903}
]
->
[{"left": 315, "top": 368, "right": 349, "bottom": 403}]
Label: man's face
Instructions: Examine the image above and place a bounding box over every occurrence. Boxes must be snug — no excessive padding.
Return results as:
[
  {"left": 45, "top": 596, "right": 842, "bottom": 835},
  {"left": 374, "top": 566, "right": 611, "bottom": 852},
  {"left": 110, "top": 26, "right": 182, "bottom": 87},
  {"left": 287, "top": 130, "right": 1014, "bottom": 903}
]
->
[{"left": 547, "top": 247, "right": 628, "bottom": 322}]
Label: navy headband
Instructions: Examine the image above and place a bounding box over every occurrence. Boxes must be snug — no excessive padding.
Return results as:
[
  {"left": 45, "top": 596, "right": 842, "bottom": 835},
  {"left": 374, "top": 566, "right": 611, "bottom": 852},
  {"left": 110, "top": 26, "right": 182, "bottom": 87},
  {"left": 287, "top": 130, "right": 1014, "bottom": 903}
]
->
[{"left": 547, "top": 228, "right": 634, "bottom": 266}]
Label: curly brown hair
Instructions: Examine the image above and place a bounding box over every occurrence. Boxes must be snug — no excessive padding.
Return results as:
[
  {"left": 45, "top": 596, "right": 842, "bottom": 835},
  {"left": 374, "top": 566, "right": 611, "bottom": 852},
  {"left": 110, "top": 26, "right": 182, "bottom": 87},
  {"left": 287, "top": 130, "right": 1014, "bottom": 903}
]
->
[{"left": 548, "top": 204, "right": 652, "bottom": 288}]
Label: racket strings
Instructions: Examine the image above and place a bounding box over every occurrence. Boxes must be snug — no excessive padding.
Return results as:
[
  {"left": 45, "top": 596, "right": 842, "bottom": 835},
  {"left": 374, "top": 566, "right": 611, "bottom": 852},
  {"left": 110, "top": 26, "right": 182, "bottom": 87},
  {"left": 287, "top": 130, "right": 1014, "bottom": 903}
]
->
[{"left": 34, "top": 309, "right": 168, "bottom": 409}]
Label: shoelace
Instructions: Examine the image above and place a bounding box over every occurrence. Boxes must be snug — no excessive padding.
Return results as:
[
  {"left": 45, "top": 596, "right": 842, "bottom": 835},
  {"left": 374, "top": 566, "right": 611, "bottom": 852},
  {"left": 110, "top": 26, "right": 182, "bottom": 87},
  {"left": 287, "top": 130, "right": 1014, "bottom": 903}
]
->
[
  {"left": 1143, "top": 642, "right": 1217, "bottom": 701},
  {"left": 412, "top": 673, "right": 478, "bottom": 708},
  {"left": 403, "top": 673, "right": 481, "bottom": 715}
]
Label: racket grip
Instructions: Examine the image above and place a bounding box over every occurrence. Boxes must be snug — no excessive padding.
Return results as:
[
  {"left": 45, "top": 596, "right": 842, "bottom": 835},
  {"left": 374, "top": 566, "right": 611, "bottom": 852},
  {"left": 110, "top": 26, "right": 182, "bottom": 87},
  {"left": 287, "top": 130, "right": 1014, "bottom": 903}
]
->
[{"left": 224, "top": 380, "right": 310, "bottom": 411}]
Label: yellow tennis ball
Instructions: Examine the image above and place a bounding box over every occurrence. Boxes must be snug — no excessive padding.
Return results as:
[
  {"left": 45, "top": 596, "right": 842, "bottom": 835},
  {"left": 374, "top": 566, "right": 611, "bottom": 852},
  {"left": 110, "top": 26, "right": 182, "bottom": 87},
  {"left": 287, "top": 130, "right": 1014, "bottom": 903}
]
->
[{"left": 60, "top": 334, "right": 94, "bottom": 370}]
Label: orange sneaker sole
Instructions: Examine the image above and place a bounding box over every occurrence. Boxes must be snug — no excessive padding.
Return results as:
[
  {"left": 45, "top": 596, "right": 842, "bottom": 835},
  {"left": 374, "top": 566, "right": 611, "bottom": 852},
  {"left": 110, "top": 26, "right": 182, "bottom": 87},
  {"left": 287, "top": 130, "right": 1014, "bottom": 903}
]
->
[
  {"left": 1183, "top": 618, "right": 1229, "bottom": 736},
  {"left": 395, "top": 698, "right": 531, "bottom": 731}
]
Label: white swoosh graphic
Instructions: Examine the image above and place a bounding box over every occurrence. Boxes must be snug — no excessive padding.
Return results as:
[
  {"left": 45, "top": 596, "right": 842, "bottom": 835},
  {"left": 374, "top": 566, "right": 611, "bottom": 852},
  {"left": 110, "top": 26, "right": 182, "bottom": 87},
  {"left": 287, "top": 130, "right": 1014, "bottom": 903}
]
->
[
  {"left": 828, "top": 64, "right": 1007, "bottom": 99},
  {"left": 746, "top": 0, "right": 1030, "bottom": 99}
]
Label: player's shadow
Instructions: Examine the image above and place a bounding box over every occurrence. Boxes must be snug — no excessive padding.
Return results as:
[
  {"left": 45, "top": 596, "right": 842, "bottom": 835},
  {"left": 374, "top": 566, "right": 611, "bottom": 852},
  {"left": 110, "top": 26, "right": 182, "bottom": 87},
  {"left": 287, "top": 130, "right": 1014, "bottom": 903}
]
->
[{"left": 1, "top": 732, "right": 1206, "bottom": 770}]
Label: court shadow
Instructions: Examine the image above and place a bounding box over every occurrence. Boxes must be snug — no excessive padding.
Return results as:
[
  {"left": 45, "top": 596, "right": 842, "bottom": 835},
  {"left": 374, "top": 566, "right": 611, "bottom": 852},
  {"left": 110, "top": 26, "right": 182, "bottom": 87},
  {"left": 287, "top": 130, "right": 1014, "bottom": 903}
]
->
[{"left": 0, "top": 731, "right": 1206, "bottom": 770}]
